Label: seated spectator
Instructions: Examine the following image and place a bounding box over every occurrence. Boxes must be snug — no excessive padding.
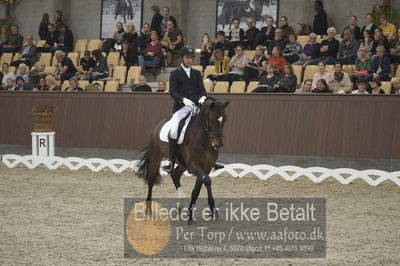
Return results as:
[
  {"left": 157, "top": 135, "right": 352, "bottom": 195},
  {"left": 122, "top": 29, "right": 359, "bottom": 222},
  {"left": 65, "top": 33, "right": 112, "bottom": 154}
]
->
[
  {"left": 3, "top": 77, "right": 16, "bottom": 90},
  {"left": 361, "top": 13, "right": 377, "bottom": 35},
  {"left": 55, "top": 9, "right": 65, "bottom": 29},
  {"left": 38, "top": 23, "right": 56, "bottom": 53},
  {"left": 161, "top": 20, "right": 184, "bottom": 65},
  {"left": 65, "top": 77, "right": 84, "bottom": 92},
  {"left": 36, "top": 77, "right": 48, "bottom": 91},
  {"left": 29, "top": 62, "right": 45, "bottom": 89},
  {"left": 350, "top": 46, "right": 372, "bottom": 83},
  {"left": 54, "top": 50, "right": 77, "bottom": 84},
  {"left": 207, "top": 49, "right": 230, "bottom": 81},
  {"left": 1, "top": 63, "right": 15, "bottom": 87},
  {"left": 15, "top": 76, "right": 31, "bottom": 91},
  {"left": 351, "top": 79, "right": 369, "bottom": 94},
  {"left": 39, "top": 13, "right": 50, "bottom": 40},
  {"left": 337, "top": 29, "right": 359, "bottom": 64},
  {"left": 214, "top": 31, "right": 234, "bottom": 58},
  {"left": 308, "top": 27, "right": 339, "bottom": 65},
  {"left": 267, "top": 46, "right": 286, "bottom": 74},
  {"left": 150, "top": 5, "right": 163, "bottom": 37},
  {"left": 312, "top": 61, "right": 331, "bottom": 89},
  {"left": 156, "top": 80, "right": 168, "bottom": 92},
  {"left": 358, "top": 29, "right": 374, "bottom": 57},
  {"left": 102, "top": 22, "right": 125, "bottom": 52},
  {"left": 329, "top": 63, "right": 351, "bottom": 94},
  {"left": 369, "top": 77, "right": 385, "bottom": 94},
  {"left": 1, "top": 25, "right": 23, "bottom": 53},
  {"left": 293, "top": 33, "right": 321, "bottom": 66},
  {"left": 283, "top": 33, "right": 302, "bottom": 64},
  {"left": 88, "top": 49, "right": 108, "bottom": 83},
  {"left": 134, "top": 75, "right": 152, "bottom": 92},
  {"left": 371, "top": 45, "right": 391, "bottom": 81},
  {"left": 45, "top": 75, "right": 60, "bottom": 91},
  {"left": 371, "top": 28, "right": 390, "bottom": 55},
  {"left": 138, "top": 23, "right": 151, "bottom": 50},
  {"left": 124, "top": 23, "right": 138, "bottom": 45},
  {"left": 243, "top": 45, "right": 267, "bottom": 82},
  {"left": 379, "top": 15, "right": 396, "bottom": 39},
  {"left": 160, "top": 6, "right": 177, "bottom": 37},
  {"left": 252, "top": 64, "right": 280, "bottom": 93},
  {"left": 51, "top": 24, "right": 74, "bottom": 53},
  {"left": 312, "top": 79, "right": 332, "bottom": 93},
  {"left": 342, "top": 15, "right": 361, "bottom": 41},
  {"left": 138, "top": 31, "right": 162, "bottom": 70},
  {"left": 0, "top": 26, "right": 7, "bottom": 48},
  {"left": 11, "top": 34, "right": 38, "bottom": 67},
  {"left": 221, "top": 45, "right": 248, "bottom": 84},
  {"left": 390, "top": 78, "right": 400, "bottom": 95},
  {"left": 121, "top": 41, "right": 138, "bottom": 68},
  {"left": 77, "top": 50, "right": 95, "bottom": 80},
  {"left": 255, "top": 16, "right": 275, "bottom": 47},
  {"left": 229, "top": 18, "right": 245, "bottom": 48},
  {"left": 15, "top": 63, "right": 29, "bottom": 84},
  {"left": 295, "top": 79, "right": 313, "bottom": 94},
  {"left": 388, "top": 28, "right": 400, "bottom": 63},
  {"left": 244, "top": 17, "right": 259, "bottom": 49},
  {"left": 277, "top": 64, "right": 297, "bottom": 93},
  {"left": 199, "top": 33, "right": 214, "bottom": 70},
  {"left": 267, "top": 28, "right": 288, "bottom": 57},
  {"left": 279, "top": 16, "right": 295, "bottom": 40}
]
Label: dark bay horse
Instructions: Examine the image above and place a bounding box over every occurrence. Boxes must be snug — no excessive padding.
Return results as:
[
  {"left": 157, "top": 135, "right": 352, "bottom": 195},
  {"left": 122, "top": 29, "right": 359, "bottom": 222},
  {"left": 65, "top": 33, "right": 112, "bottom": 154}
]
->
[{"left": 136, "top": 98, "right": 229, "bottom": 224}]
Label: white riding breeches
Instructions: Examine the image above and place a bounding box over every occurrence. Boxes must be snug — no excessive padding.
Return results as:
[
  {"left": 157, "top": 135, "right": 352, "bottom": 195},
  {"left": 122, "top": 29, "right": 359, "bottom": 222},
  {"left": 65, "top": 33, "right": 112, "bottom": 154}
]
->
[{"left": 169, "top": 106, "right": 192, "bottom": 140}]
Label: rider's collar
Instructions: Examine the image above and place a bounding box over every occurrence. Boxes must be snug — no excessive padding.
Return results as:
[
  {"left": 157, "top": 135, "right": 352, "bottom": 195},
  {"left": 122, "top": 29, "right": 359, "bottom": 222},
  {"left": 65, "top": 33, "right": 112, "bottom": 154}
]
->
[{"left": 181, "top": 64, "right": 191, "bottom": 72}]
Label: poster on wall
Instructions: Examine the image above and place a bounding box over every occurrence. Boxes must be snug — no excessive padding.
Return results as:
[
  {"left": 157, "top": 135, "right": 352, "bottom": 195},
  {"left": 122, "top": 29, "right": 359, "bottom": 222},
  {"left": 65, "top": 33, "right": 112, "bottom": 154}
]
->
[
  {"left": 100, "top": 0, "right": 143, "bottom": 39},
  {"left": 216, "top": 0, "right": 279, "bottom": 35}
]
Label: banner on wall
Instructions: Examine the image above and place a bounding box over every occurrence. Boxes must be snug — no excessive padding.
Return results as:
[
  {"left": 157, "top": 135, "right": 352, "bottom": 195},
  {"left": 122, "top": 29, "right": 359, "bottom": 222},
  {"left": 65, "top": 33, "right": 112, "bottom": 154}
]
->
[
  {"left": 216, "top": 0, "right": 279, "bottom": 35},
  {"left": 100, "top": 0, "right": 143, "bottom": 39}
]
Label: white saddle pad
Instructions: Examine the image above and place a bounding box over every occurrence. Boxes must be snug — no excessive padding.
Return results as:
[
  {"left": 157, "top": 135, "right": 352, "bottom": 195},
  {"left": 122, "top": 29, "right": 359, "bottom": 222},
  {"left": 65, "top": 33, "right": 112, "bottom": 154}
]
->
[{"left": 159, "top": 113, "right": 194, "bottom": 145}]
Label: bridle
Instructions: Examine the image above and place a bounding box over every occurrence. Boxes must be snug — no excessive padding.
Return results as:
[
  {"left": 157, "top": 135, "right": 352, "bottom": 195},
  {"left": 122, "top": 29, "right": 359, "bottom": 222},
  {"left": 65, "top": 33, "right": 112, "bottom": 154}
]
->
[{"left": 201, "top": 104, "right": 224, "bottom": 140}]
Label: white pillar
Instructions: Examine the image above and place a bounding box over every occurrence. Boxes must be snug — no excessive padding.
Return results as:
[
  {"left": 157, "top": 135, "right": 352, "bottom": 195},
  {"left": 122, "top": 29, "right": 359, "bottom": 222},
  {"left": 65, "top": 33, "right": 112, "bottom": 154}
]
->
[{"left": 31, "top": 132, "right": 56, "bottom": 157}]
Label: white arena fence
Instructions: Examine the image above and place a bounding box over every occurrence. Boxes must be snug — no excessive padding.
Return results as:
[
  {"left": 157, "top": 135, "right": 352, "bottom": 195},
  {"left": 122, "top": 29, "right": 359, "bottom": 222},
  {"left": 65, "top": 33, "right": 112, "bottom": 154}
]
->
[{"left": 1, "top": 154, "right": 399, "bottom": 187}]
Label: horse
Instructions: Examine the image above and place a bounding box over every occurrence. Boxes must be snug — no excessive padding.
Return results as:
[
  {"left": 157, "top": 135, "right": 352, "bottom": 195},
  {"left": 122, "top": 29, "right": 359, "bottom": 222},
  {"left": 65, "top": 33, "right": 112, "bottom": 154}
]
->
[
  {"left": 136, "top": 98, "right": 229, "bottom": 224},
  {"left": 114, "top": 0, "right": 134, "bottom": 23}
]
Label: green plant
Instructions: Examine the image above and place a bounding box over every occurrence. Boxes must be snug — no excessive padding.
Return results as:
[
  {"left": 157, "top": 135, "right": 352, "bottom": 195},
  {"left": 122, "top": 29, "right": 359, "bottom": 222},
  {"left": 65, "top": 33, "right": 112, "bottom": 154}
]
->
[
  {"left": 371, "top": 0, "right": 395, "bottom": 26},
  {"left": 0, "top": 17, "right": 12, "bottom": 30},
  {"left": 32, "top": 104, "right": 56, "bottom": 113}
]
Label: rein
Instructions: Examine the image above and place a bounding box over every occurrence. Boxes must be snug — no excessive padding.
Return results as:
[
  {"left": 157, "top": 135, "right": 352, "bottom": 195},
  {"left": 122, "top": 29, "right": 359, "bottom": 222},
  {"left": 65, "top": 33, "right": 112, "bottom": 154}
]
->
[{"left": 200, "top": 104, "right": 224, "bottom": 140}]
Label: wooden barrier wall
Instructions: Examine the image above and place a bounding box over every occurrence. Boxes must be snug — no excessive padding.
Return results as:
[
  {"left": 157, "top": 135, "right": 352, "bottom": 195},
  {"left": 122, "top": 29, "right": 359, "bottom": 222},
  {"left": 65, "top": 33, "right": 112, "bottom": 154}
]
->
[{"left": 0, "top": 92, "right": 399, "bottom": 159}]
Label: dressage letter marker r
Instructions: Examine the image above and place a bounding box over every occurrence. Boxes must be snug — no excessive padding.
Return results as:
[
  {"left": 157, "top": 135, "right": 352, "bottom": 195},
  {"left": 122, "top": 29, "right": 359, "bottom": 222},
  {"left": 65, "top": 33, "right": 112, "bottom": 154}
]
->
[{"left": 39, "top": 138, "right": 46, "bottom": 148}]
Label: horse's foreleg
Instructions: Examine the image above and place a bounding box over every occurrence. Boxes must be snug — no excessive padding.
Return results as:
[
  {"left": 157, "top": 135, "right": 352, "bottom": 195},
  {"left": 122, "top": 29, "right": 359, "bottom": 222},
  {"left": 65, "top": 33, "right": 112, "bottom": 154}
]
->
[
  {"left": 171, "top": 166, "right": 186, "bottom": 213},
  {"left": 146, "top": 182, "right": 153, "bottom": 215},
  {"left": 187, "top": 177, "right": 203, "bottom": 225}
]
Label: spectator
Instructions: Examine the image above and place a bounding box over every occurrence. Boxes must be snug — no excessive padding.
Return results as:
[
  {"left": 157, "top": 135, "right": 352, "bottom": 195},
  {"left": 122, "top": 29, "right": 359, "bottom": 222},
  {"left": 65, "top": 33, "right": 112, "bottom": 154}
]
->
[
  {"left": 89, "top": 49, "right": 108, "bottom": 83},
  {"left": 36, "top": 77, "right": 48, "bottom": 91},
  {"left": 267, "top": 28, "right": 288, "bottom": 56},
  {"left": 283, "top": 33, "right": 302, "bottom": 64},
  {"left": 390, "top": 78, "right": 400, "bottom": 95},
  {"left": 138, "top": 31, "right": 162, "bottom": 70},
  {"left": 243, "top": 45, "right": 267, "bottom": 82},
  {"left": 39, "top": 23, "right": 57, "bottom": 53},
  {"left": 65, "top": 77, "right": 84, "bottom": 92},
  {"left": 308, "top": 27, "right": 339, "bottom": 65},
  {"left": 199, "top": 33, "right": 214, "bottom": 70},
  {"left": 15, "top": 63, "right": 29, "bottom": 84},
  {"left": 329, "top": 63, "right": 351, "bottom": 94},
  {"left": 369, "top": 77, "right": 385, "bottom": 94},
  {"left": 389, "top": 28, "right": 400, "bottom": 63},
  {"left": 51, "top": 24, "right": 74, "bottom": 53},
  {"left": 2, "top": 25, "right": 23, "bottom": 53},
  {"left": 312, "top": 79, "right": 331, "bottom": 93},
  {"left": 156, "top": 80, "right": 168, "bottom": 92},
  {"left": 38, "top": 13, "right": 49, "bottom": 40},
  {"left": 351, "top": 79, "right": 369, "bottom": 94},
  {"left": 124, "top": 23, "right": 138, "bottom": 45},
  {"left": 11, "top": 34, "right": 38, "bottom": 67},
  {"left": 313, "top": 1, "right": 327, "bottom": 36},
  {"left": 54, "top": 50, "right": 77, "bottom": 84},
  {"left": 371, "top": 45, "right": 391, "bottom": 81},
  {"left": 3, "top": 77, "right": 15, "bottom": 90},
  {"left": 279, "top": 16, "right": 295, "bottom": 40},
  {"left": 293, "top": 33, "right": 321, "bottom": 66},
  {"left": 358, "top": 29, "right": 374, "bottom": 57},
  {"left": 252, "top": 64, "right": 280, "bottom": 93},
  {"left": 350, "top": 46, "right": 372, "bottom": 83},
  {"left": 229, "top": 18, "right": 245, "bottom": 48},
  {"left": 138, "top": 23, "right": 151, "bottom": 50},
  {"left": 312, "top": 61, "right": 331, "bottom": 89},
  {"left": 277, "top": 64, "right": 297, "bottom": 93},
  {"left": 371, "top": 28, "right": 390, "bottom": 55},
  {"left": 342, "top": 16, "right": 361, "bottom": 41},
  {"left": 77, "top": 50, "right": 95, "bottom": 80},
  {"left": 207, "top": 49, "right": 230, "bottom": 81},
  {"left": 0, "top": 26, "right": 8, "bottom": 48},
  {"left": 121, "top": 40, "right": 138, "bottom": 68},
  {"left": 161, "top": 20, "right": 184, "bottom": 65},
  {"left": 244, "top": 17, "right": 259, "bottom": 49},
  {"left": 102, "top": 22, "right": 125, "bottom": 52},
  {"left": 160, "top": 7, "right": 177, "bottom": 37},
  {"left": 361, "top": 13, "right": 377, "bottom": 35},
  {"left": 1, "top": 63, "right": 14, "bottom": 86},
  {"left": 255, "top": 16, "right": 275, "bottom": 47},
  {"left": 214, "top": 31, "right": 234, "bottom": 58},
  {"left": 55, "top": 9, "right": 65, "bottom": 28},
  {"left": 45, "top": 75, "right": 60, "bottom": 91},
  {"left": 222, "top": 45, "right": 248, "bottom": 84},
  {"left": 15, "top": 76, "right": 31, "bottom": 91},
  {"left": 134, "top": 75, "right": 152, "bottom": 92},
  {"left": 337, "top": 29, "right": 359, "bottom": 64},
  {"left": 267, "top": 46, "right": 286, "bottom": 74},
  {"left": 150, "top": 5, "right": 163, "bottom": 37},
  {"left": 379, "top": 15, "right": 396, "bottom": 39},
  {"left": 295, "top": 79, "right": 313, "bottom": 94},
  {"left": 29, "top": 62, "right": 45, "bottom": 89}
]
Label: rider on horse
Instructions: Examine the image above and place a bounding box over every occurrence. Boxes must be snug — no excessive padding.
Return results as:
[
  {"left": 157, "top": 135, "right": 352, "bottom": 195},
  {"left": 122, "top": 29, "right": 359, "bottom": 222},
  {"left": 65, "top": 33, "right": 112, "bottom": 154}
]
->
[{"left": 163, "top": 46, "right": 224, "bottom": 173}]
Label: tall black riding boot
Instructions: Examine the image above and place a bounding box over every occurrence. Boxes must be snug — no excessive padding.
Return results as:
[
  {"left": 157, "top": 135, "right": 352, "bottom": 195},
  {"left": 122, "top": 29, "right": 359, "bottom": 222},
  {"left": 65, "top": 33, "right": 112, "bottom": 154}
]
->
[{"left": 163, "top": 137, "right": 178, "bottom": 173}]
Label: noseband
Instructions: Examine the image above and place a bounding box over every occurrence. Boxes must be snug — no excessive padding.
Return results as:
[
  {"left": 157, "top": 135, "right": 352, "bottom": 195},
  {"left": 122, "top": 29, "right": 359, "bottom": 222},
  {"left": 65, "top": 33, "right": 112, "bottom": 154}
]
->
[{"left": 202, "top": 105, "right": 224, "bottom": 140}]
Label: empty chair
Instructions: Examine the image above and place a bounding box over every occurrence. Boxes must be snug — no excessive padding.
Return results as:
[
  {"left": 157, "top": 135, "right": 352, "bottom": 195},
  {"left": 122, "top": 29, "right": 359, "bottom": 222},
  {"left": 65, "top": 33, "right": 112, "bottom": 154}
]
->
[
  {"left": 1, "top": 53, "right": 13, "bottom": 65},
  {"left": 92, "top": 80, "right": 104, "bottom": 88},
  {"left": 230, "top": 81, "right": 246, "bottom": 93},
  {"left": 9, "top": 66, "right": 16, "bottom": 74},
  {"left": 13, "top": 53, "right": 20, "bottom": 61},
  {"left": 127, "top": 66, "right": 141, "bottom": 84},
  {"left": 191, "top": 65, "right": 203, "bottom": 75},
  {"left": 381, "top": 82, "right": 391, "bottom": 94},
  {"left": 36, "top": 40, "right": 46, "bottom": 48},
  {"left": 44, "top": 66, "right": 55, "bottom": 74},
  {"left": 113, "top": 66, "right": 127, "bottom": 84},
  {"left": 292, "top": 65, "right": 303, "bottom": 85},
  {"left": 79, "top": 80, "right": 89, "bottom": 88},
  {"left": 67, "top": 52, "right": 79, "bottom": 66},
  {"left": 303, "top": 65, "right": 319, "bottom": 81},
  {"left": 247, "top": 81, "right": 259, "bottom": 92},
  {"left": 74, "top": 40, "right": 87, "bottom": 53},
  {"left": 244, "top": 50, "right": 255, "bottom": 60},
  {"left": 325, "top": 65, "right": 334, "bottom": 73},
  {"left": 107, "top": 52, "right": 120, "bottom": 67},
  {"left": 297, "top": 35, "right": 309, "bottom": 48},
  {"left": 203, "top": 65, "right": 216, "bottom": 79},
  {"left": 61, "top": 80, "right": 69, "bottom": 91},
  {"left": 39, "top": 53, "right": 52, "bottom": 66},
  {"left": 342, "top": 65, "right": 354, "bottom": 74},
  {"left": 104, "top": 81, "right": 119, "bottom": 92},
  {"left": 203, "top": 80, "right": 213, "bottom": 92},
  {"left": 213, "top": 81, "right": 229, "bottom": 93},
  {"left": 87, "top": 39, "right": 102, "bottom": 51}
]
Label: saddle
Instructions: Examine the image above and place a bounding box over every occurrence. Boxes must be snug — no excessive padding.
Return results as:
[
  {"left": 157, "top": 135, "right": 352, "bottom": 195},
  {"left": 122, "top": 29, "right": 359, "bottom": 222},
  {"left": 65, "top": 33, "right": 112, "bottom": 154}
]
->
[{"left": 159, "top": 108, "right": 198, "bottom": 144}]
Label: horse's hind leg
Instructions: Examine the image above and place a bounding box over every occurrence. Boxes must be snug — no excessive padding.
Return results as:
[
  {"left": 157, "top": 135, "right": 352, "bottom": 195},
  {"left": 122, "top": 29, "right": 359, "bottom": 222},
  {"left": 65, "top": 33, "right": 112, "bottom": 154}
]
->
[{"left": 171, "top": 165, "right": 186, "bottom": 198}]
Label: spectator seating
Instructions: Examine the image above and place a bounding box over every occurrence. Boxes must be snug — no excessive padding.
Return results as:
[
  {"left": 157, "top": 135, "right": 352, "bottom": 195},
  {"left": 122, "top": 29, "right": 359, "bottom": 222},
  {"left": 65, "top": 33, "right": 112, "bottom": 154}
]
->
[
  {"left": 292, "top": 65, "right": 303, "bottom": 85},
  {"left": 44, "top": 66, "right": 55, "bottom": 74},
  {"left": 247, "top": 81, "right": 259, "bottom": 92},
  {"left": 396, "top": 67, "right": 400, "bottom": 78},
  {"left": 191, "top": 65, "right": 203, "bottom": 75},
  {"left": 113, "top": 66, "right": 127, "bottom": 84},
  {"left": 303, "top": 65, "right": 319, "bottom": 81},
  {"left": 87, "top": 39, "right": 102, "bottom": 51},
  {"left": 213, "top": 81, "right": 229, "bottom": 93},
  {"left": 1, "top": 53, "right": 13, "bottom": 65},
  {"left": 297, "top": 35, "right": 309, "bottom": 48},
  {"left": 127, "top": 66, "right": 141, "bottom": 84},
  {"left": 39, "top": 53, "right": 52, "bottom": 66},
  {"left": 107, "top": 52, "right": 120, "bottom": 67},
  {"left": 104, "top": 81, "right": 119, "bottom": 92},
  {"left": 9, "top": 66, "right": 16, "bottom": 73},
  {"left": 74, "top": 40, "right": 87, "bottom": 54},
  {"left": 203, "top": 80, "right": 213, "bottom": 92},
  {"left": 203, "top": 65, "right": 215, "bottom": 79},
  {"left": 230, "top": 81, "right": 246, "bottom": 93},
  {"left": 36, "top": 40, "right": 46, "bottom": 48},
  {"left": 244, "top": 50, "right": 255, "bottom": 60},
  {"left": 381, "top": 82, "right": 391, "bottom": 95}
]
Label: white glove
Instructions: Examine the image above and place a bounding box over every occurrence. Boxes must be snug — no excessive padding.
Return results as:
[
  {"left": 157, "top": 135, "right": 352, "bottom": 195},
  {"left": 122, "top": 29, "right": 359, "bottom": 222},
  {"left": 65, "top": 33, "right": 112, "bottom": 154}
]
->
[
  {"left": 198, "top": 96, "right": 206, "bottom": 105},
  {"left": 182, "top": 98, "right": 195, "bottom": 107}
]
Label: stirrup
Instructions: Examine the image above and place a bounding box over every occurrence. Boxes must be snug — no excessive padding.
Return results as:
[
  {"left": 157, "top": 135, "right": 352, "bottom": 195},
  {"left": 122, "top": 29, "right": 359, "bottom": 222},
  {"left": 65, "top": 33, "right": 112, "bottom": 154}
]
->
[{"left": 214, "top": 162, "right": 225, "bottom": 170}]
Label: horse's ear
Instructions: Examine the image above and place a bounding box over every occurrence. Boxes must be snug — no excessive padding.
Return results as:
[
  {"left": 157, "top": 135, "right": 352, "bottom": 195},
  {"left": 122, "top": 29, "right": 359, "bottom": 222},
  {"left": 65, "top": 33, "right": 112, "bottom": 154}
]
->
[{"left": 224, "top": 100, "right": 230, "bottom": 108}]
